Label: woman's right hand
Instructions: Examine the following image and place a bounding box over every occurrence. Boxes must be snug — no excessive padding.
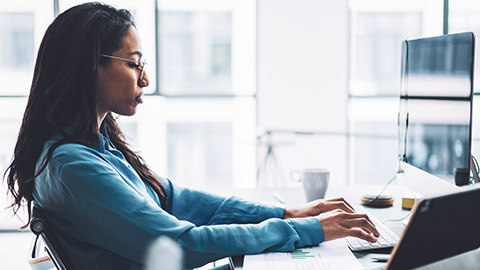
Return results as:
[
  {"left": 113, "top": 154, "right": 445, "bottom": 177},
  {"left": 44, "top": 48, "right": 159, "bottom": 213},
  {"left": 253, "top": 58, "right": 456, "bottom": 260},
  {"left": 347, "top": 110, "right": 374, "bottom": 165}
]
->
[{"left": 317, "top": 210, "right": 380, "bottom": 243}]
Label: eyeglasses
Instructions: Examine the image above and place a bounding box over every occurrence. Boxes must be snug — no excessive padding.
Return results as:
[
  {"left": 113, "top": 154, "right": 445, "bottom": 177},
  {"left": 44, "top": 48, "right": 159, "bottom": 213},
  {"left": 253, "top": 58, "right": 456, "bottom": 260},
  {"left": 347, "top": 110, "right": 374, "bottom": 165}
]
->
[{"left": 100, "top": 54, "right": 146, "bottom": 81}]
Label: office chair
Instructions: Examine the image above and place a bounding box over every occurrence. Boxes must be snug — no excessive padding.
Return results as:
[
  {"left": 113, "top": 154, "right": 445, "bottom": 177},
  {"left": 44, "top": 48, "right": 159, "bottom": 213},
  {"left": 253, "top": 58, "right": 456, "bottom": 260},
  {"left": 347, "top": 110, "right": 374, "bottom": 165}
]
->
[{"left": 29, "top": 206, "right": 75, "bottom": 270}]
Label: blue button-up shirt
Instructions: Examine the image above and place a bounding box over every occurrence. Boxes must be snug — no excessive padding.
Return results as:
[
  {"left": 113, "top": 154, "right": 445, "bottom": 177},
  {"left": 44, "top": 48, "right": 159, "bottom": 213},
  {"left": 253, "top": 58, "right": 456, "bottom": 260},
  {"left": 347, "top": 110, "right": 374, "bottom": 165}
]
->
[{"left": 33, "top": 133, "right": 324, "bottom": 269}]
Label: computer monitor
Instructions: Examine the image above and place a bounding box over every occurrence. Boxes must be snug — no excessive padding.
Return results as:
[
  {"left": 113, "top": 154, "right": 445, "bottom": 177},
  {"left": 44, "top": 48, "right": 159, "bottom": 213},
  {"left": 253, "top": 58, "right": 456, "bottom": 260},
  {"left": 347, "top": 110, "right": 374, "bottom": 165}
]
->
[{"left": 397, "top": 32, "right": 475, "bottom": 197}]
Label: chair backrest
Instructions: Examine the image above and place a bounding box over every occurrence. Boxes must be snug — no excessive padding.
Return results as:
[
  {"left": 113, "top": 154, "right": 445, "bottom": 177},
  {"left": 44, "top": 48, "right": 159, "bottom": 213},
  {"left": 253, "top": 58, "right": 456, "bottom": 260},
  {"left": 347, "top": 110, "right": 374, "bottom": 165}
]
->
[{"left": 30, "top": 207, "right": 75, "bottom": 270}]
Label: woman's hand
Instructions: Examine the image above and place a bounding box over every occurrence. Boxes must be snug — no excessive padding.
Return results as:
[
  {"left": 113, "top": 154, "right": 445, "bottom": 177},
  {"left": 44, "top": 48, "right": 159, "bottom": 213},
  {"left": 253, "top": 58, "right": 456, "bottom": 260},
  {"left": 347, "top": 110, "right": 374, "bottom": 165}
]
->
[
  {"left": 282, "top": 197, "right": 379, "bottom": 243},
  {"left": 317, "top": 210, "right": 380, "bottom": 242},
  {"left": 283, "top": 197, "right": 355, "bottom": 219}
]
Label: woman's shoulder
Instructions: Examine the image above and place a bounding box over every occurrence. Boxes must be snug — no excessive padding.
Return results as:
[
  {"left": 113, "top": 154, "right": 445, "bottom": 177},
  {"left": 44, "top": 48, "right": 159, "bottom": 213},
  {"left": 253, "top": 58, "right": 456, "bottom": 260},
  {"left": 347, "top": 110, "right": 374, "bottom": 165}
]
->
[
  {"left": 45, "top": 138, "right": 102, "bottom": 164},
  {"left": 35, "top": 139, "right": 106, "bottom": 188}
]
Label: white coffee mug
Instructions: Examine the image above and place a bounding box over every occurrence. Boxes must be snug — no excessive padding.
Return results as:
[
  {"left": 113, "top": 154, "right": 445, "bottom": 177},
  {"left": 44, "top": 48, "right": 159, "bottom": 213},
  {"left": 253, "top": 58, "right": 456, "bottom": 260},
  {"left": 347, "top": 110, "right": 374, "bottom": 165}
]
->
[{"left": 291, "top": 168, "right": 330, "bottom": 202}]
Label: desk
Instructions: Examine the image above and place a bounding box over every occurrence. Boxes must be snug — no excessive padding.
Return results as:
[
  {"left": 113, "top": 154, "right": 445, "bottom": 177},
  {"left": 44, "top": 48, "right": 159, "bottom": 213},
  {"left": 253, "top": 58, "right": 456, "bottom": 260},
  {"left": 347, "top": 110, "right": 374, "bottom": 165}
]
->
[{"left": 209, "top": 184, "right": 480, "bottom": 270}]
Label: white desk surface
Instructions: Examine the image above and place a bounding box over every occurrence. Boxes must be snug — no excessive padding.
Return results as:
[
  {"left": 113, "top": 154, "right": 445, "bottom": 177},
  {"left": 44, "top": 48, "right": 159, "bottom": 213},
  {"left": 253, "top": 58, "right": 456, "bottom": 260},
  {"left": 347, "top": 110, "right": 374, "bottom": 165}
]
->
[{"left": 206, "top": 184, "right": 480, "bottom": 270}]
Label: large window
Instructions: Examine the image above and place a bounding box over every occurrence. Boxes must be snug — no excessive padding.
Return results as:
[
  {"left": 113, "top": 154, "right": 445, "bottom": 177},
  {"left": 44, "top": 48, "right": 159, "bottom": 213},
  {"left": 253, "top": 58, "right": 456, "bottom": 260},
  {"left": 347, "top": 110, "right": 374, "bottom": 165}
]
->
[
  {"left": 155, "top": 0, "right": 256, "bottom": 189},
  {"left": 0, "top": 13, "right": 34, "bottom": 69},
  {"left": 0, "top": 2, "right": 52, "bottom": 96},
  {"left": 350, "top": 12, "right": 422, "bottom": 96},
  {"left": 450, "top": 0, "right": 480, "bottom": 93},
  {"left": 159, "top": 11, "right": 232, "bottom": 95},
  {"left": 450, "top": 0, "right": 480, "bottom": 167},
  {"left": 0, "top": 1, "right": 53, "bottom": 229},
  {"left": 348, "top": 0, "right": 443, "bottom": 184}
]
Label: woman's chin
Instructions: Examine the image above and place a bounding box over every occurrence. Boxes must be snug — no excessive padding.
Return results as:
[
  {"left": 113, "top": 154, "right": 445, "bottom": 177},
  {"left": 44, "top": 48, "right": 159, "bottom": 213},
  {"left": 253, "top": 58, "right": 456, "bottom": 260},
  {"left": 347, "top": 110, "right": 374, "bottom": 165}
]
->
[{"left": 115, "top": 108, "right": 137, "bottom": 117}]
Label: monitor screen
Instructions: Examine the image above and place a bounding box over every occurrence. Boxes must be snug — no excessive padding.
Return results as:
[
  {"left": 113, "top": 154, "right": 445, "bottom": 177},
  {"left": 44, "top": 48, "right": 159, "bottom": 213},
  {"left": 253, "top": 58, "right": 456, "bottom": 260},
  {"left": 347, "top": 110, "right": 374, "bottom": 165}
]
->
[{"left": 398, "top": 32, "right": 475, "bottom": 186}]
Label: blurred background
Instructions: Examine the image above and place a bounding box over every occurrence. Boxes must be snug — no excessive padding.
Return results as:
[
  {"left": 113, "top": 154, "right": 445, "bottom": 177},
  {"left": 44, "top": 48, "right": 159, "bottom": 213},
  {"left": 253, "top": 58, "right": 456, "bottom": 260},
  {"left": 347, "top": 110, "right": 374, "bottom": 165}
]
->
[{"left": 1, "top": 0, "right": 480, "bottom": 268}]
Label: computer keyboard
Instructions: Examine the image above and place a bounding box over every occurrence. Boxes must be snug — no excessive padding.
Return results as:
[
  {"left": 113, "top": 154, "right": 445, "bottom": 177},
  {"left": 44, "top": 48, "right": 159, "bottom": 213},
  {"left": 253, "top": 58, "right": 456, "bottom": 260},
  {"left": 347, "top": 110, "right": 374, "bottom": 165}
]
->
[{"left": 345, "top": 209, "right": 399, "bottom": 252}]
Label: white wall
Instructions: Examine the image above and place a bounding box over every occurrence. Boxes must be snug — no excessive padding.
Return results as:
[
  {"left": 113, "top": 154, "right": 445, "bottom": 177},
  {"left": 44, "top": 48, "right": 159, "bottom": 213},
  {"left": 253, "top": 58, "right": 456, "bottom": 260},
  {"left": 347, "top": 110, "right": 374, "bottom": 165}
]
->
[{"left": 256, "top": 0, "right": 349, "bottom": 186}]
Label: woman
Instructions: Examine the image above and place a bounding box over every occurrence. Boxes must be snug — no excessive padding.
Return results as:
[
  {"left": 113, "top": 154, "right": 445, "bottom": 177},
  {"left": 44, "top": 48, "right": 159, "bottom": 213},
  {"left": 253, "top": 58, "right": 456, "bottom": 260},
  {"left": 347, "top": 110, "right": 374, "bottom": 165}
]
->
[{"left": 5, "top": 2, "right": 379, "bottom": 269}]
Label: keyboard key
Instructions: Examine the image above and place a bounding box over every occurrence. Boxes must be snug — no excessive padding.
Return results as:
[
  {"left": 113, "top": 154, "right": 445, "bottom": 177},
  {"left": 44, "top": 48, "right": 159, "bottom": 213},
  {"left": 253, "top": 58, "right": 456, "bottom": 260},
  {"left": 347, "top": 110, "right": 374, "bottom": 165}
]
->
[{"left": 345, "top": 208, "right": 399, "bottom": 251}]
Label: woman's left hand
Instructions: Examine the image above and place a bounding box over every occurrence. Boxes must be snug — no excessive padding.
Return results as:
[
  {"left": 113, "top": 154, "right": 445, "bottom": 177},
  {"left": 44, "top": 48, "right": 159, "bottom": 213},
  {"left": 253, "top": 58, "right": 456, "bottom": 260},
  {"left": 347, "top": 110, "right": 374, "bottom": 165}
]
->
[{"left": 283, "top": 197, "right": 356, "bottom": 219}]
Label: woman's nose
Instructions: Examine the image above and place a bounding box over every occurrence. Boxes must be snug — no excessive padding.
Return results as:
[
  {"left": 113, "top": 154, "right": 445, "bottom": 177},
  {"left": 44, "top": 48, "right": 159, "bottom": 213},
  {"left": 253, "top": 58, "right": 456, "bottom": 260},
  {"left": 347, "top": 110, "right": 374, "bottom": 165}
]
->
[{"left": 138, "top": 71, "right": 149, "bottom": 87}]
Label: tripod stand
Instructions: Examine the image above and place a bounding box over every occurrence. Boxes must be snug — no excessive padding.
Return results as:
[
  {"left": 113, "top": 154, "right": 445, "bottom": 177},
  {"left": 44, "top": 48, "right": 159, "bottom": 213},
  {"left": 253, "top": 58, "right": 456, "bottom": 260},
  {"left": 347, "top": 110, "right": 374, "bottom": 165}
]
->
[{"left": 256, "top": 131, "right": 288, "bottom": 187}]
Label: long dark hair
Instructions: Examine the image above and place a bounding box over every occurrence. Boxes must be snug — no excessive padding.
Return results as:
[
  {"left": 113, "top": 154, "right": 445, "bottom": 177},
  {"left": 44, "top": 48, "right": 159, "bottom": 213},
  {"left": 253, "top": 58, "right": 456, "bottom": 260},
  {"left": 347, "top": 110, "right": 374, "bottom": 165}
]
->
[{"left": 4, "top": 2, "right": 167, "bottom": 228}]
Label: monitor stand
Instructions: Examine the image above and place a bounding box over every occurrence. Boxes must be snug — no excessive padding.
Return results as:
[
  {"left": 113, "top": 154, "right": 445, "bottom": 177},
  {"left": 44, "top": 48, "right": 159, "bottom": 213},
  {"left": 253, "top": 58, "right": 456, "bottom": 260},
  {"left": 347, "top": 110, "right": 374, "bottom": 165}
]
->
[{"left": 397, "top": 162, "right": 459, "bottom": 198}]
